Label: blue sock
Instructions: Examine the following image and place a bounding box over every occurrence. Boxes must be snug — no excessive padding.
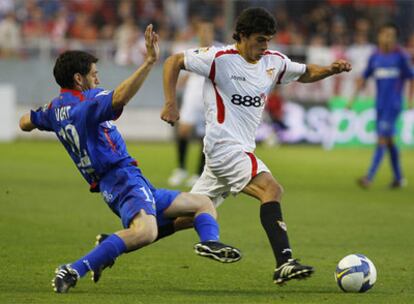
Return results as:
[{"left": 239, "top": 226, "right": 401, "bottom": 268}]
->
[
  {"left": 70, "top": 234, "right": 127, "bottom": 278},
  {"left": 389, "top": 144, "right": 402, "bottom": 181},
  {"left": 367, "top": 144, "right": 386, "bottom": 181},
  {"left": 194, "top": 213, "right": 219, "bottom": 242}
]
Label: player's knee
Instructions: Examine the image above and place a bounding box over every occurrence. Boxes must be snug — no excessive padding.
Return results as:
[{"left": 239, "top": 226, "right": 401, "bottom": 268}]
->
[
  {"left": 130, "top": 226, "right": 158, "bottom": 248},
  {"left": 198, "top": 195, "right": 217, "bottom": 218},
  {"left": 188, "top": 193, "right": 217, "bottom": 218},
  {"left": 265, "top": 180, "right": 284, "bottom": 202},
  {"left": 142, "top": 229, "right": 158, "bottom": 245},
  {"left": 128, "top": 217, "right": 158, "bottom": 249},
  {"left": 273, "top": 182, "right": 284, "bottom": 200}
]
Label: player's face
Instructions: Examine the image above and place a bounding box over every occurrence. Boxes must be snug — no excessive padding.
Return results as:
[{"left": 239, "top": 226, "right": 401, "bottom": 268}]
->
[
  {"left": 83, "top": 63, "right": 100, "bottom": 90},
  {"left": 241, "top": 33, "right": 273, "bottom": 62},
  {"left": 378, "top": 27, "right": 397, "bottom": 50}
]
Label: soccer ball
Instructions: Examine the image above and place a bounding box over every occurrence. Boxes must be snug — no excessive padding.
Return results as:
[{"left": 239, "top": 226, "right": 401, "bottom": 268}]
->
[{"left": 335, "top": 254, "right": 377, "bottom": 293}]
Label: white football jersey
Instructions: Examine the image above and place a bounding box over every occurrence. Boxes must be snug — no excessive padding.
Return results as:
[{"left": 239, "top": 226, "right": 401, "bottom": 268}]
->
[{"left": 184, "top": 44, "right": 306, "bottom": 154}]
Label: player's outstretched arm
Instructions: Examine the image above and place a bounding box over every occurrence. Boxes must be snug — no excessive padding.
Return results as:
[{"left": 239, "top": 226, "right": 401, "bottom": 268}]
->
[
  {"left": 298, "top": 59, "right": 352, "bottom": 83},
  {"left": 112, "top": 24, "right": 159, "bottom": 110},
  {"left": 160, "top": 53, "right": 185, "bottom": 126},
  {"left": 19, "top": 113, "right": 37, "bottom": 132}
]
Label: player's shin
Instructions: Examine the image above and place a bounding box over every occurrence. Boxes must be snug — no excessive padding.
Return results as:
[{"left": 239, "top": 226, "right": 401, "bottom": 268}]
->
[
  {"left": 388, "top": 143, "right": 402, "bottom": 182},
  {"left": 260, "top": 201, "right": 292, "bottom": 267},
  {"left": 367, "top": 144, "right": 386, "bottom": 180},
  {"left": 194, "top": 213, "right": 219, "bottom": 241},
  {"left": 178, "top": 137, "right": 189, "bottom": 169},
  {"left": 70, "top": 234, "right": 127, "bottom": 277}
]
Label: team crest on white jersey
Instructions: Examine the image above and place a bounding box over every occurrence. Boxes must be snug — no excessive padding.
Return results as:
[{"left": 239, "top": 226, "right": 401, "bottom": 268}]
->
[
  {"left": 193, "top": 47, "right": 210, "bottom": 54},
  {"left": 266, "top": 68, "right": 275, "bottom": 77}
]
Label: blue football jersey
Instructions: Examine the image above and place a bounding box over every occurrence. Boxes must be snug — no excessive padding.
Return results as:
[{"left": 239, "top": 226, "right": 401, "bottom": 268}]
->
[
  {"left": 363, "top": 48, "right": 414, "bottom": 112},
  {"left": 30, "top": 88, "right": 136, "bottom": 191}
]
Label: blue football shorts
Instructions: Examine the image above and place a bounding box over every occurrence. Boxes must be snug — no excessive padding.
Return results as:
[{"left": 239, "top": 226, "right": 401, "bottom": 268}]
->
[{"left": 99, "top": 165, "right": 180, "bottom": 228}]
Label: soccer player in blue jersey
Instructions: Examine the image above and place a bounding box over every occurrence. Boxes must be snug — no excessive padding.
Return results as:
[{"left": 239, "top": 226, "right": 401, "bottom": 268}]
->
[
  {"left": 349, "top": 23, "right": 414, "bottom": 188},
  {"left": 19, "top": 24, "right": 241, "bottom": 294}
]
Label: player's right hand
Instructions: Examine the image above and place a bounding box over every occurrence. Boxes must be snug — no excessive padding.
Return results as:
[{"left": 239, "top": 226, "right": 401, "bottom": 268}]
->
[
  {"left": 330, "top": 59, "right": 352, "bottom": 74},
  {"left": 161, "top": 104, "right": 180, "bottom": 126},
  {"left": 144, "top": 24, "right": 159, "bottom": 64}
]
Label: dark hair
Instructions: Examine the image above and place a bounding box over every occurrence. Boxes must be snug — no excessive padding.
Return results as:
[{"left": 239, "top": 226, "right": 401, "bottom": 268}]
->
[
  {"left": 53, "top": 50, "right": 98, "bottom": 89},
  {"left": 379, "top": 22, "right": 399, "bottom": 37},
  {"left": 232, "top": 7, "right": 276, "bottom": 42}
]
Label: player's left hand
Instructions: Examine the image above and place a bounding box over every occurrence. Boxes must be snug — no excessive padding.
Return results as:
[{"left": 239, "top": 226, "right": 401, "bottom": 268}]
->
[
  {"left": 144, "top": 24, "right": 159, "bottom": 64},
  {"left": 330, "top": 60, "right": 352, "bottom": 74}
]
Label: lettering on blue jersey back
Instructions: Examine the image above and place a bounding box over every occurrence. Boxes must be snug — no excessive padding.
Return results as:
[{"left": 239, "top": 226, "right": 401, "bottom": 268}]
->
[
  {"left": 55, "top": 106, "right": 71, "bottom": 121},
  {"left": 374, "top": 67, "right": 400, "bottom": 79}
]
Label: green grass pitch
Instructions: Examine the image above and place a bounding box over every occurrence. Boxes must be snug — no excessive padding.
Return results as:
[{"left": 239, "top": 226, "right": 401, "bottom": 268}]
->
[{"left": 1, "top": 140, "right": 413, "bottom": 304}]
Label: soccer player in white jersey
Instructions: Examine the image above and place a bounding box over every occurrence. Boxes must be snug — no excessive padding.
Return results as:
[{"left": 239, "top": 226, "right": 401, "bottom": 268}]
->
[{"left": 161, "top": 7, "right": 352, "bottom": 285}]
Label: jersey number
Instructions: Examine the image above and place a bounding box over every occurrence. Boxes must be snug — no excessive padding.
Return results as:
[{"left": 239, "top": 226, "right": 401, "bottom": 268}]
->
[
  {"left": 140, "top": 187, "right": 156, "bottom": 209},
  {"left": 58, "top": 124, "right": 81, "bottom": 155},
  {"left": 58, "top": 124, "right": 94, "bottom": 176},
  {"left": 230, "top": 94, "right": 262, "bottom": 107}
]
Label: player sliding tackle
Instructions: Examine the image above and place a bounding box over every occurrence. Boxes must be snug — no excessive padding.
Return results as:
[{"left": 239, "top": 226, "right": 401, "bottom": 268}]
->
[
  {"left": 19, "top": 24, "right": 241, "bottom": 294},
  {"left": 161, "top": 7, "right": 352, "bottom": 285}
]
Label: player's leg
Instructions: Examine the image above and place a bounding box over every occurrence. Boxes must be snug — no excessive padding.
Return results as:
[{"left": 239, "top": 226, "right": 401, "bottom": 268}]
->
[
  {"left": 387, "top": 136, "right": 405, "bottom": 187},
  {"left": 147, "top": 166, "right": 220, "bottom": 242},
  {"left": 54, "top": 168, "right": 160, "bottom": 293},
  {"left": 168, "top": 123, "right": 193, "bottom": 186},
  {"left": 155, "top": 162, "right": 226, "bottom": 240},
  {"left": 159, "top": 191, "right": 241, "bottom": 263},
  {"left": 53, "top": 210, "right": 157, "bottom": 293},
  {"left": 242, "top": 172, "right": 314, "bottom": 284},
  {"left": 359, "top": 115, "right": 389, "bottom": 188},
  {"left": 359, "top": 136, "right": 387, "bottom": 188}
]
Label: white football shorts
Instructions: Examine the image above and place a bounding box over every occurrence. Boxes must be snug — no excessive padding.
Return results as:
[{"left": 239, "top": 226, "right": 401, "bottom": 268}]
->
[{"left": 190, "top": 147, "right": 270, "bottom": 206}]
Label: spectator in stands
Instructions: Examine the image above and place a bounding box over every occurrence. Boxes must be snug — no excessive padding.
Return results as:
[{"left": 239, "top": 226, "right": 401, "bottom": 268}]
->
[
  {"left": 68, "top": 12, "right": 98, "bottom": 42},
  {"left": 114, "top": 16, "right": 144, "bottom": 66},
  {"left": 21, "top": 6, "right": 49, "bottom": 41},
  {"left": 49, "top": 8, "right": 69, "bottom": 44},
  {"left": 344, "top": 19, "right": 375, "bottom": 98},
  {"left": 0, "top": 12, "right": 21, "bottom": 58},
  {"left": 0, "top": 0, "right": 14, "bottom": 19}
]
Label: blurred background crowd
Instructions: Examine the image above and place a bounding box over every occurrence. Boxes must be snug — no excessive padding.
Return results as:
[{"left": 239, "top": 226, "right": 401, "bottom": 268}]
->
[
  {"left": 1, "top": 0, "right": 414, "bottom": 143},
  {"left": 1, "top": 0, "right": 413, "bottom": 63},
  {"left": 1, "top": 0, "right": 414, "bottom": 108}
]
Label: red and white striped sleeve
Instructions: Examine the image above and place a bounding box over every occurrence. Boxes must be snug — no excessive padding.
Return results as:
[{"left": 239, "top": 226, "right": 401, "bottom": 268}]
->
[
  {"left": 183, "top": 46, "right": 218, "bottom": 78},
  {"left": 277, "top": 57, "right": 306, "bottom": 84},
  {"left": 266, "top": 51, "right": 306, "bottom": 85}
]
